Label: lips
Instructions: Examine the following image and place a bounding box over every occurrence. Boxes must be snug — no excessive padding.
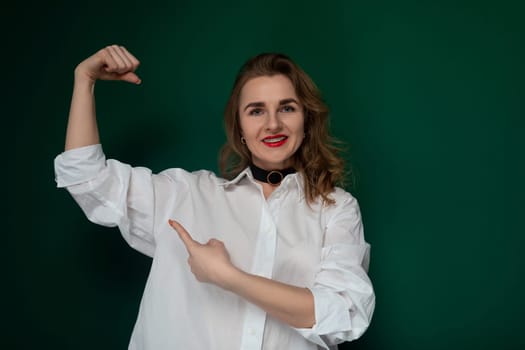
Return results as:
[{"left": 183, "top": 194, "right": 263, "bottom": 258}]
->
[{"left": 262, "top": 135, "right": 288, "bottom": 147}]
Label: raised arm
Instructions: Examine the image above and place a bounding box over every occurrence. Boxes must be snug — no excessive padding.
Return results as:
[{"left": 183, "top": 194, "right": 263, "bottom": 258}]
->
[{"left": 65, "top": 45, "right": 141, "bottom": 150}]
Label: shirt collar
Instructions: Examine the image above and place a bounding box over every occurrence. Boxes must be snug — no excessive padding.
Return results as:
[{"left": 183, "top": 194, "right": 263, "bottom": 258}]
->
[
  {"left": 220, "top": 167, "right": 305, "bottom": 197},
  {"left": 219, "top": 167, "right": 252, "bottom": 187}
]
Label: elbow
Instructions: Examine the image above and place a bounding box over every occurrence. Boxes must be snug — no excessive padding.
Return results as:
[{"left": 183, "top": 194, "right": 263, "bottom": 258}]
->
[{"left": 348, "top": 290, "right": 376, "bottom": 340}]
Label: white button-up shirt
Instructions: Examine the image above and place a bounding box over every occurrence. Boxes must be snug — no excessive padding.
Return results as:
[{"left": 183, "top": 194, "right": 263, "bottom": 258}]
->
[{"left": 54, "top": 144, "right": 375, "bottom": 350}]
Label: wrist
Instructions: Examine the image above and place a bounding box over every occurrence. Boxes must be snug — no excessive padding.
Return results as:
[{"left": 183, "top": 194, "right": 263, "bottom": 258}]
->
[
  {"left": 72, "top": 76, "right": 96, "bottom": 96},
  {"left": 73, "top": 66, "right": 97, "bottom": 87},
  {"left": 218, "top": 265, "right": 244, "bottom": 291}
]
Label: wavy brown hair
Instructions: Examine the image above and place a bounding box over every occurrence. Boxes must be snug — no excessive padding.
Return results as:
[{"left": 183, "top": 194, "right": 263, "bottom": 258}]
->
[{"left": 219, "top": 53, "right": 346, "bottom": 205}]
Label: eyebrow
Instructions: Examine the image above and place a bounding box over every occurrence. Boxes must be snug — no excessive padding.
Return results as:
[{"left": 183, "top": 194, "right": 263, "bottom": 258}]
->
[{"left": 243, "top": 98, "right": 300, "bottom": 111}]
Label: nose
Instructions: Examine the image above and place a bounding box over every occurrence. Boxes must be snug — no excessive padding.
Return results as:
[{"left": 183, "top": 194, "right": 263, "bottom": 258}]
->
[{"left": 265, "top": 111, "right": 282, "bottom": 132}]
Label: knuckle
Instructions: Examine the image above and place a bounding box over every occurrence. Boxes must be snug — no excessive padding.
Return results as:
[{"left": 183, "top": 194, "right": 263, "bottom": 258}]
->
[{"left": 99, "top": 48, "right": 110, "bottom": 59}]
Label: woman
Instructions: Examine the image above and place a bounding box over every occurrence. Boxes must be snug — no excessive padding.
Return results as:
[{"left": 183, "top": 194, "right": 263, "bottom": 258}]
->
[{"left": 54, "top": 45, "right": 375, "bottom": 349}]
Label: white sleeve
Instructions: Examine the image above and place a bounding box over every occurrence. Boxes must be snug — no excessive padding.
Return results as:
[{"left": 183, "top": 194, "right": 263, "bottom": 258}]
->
[
  {"left": 295, "top": 194, "right": 375, "bottom": 348},
  {"left": 54, "top": 144, "right": 156, "bottom": 257}
]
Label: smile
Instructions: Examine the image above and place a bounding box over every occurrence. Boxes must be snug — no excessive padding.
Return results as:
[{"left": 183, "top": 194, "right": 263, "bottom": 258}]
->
[{"left": 262, "top": 135, "right": 288, "bottom": 147}]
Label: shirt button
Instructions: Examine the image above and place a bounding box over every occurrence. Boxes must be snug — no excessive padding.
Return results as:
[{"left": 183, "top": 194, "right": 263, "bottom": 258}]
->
[{"left": 249, "top": 328, "right": 256, "bottom": 335}]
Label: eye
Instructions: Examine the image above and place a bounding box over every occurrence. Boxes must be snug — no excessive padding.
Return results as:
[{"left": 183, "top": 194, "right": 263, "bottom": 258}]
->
[
  {"left": 248, "top": 108, "right": 264, "bottom": 116},
  {"left": 280, "top": 105, "right": 296, "bottom": 113}
]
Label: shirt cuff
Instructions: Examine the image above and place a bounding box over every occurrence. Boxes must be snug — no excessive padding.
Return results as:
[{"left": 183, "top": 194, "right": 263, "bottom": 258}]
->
[
  {"left": 54, "top": 144, "right": 106, "bottom": 187},
  {"left": 294, "top": 288, "right": 352, "bottom": 349}
]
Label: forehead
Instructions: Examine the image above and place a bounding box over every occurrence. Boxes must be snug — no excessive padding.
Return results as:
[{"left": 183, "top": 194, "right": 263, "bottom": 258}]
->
[{"left": 239, "top": 75, "right": 297, "bottom": 104}]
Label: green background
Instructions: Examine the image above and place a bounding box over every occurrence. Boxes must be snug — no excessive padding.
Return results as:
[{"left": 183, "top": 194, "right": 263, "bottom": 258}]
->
[{"left": 7, "top": 0, "right": 524, "bottom": 349}]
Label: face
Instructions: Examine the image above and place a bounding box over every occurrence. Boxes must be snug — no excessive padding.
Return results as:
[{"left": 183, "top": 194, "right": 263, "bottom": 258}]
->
[{"left": 238, "top": 75, "right": 305, "bottom": 170}]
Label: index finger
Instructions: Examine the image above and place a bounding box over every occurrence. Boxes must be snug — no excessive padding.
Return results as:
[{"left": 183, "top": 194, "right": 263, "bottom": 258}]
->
[{"left": 168, "top": 219, "right": 198, "bottom": 251}]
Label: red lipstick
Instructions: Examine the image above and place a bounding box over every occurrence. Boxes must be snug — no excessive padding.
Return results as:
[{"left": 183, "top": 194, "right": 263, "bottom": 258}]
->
[{"left": 262, "top": 134, "right": 288, "bottom": 147}]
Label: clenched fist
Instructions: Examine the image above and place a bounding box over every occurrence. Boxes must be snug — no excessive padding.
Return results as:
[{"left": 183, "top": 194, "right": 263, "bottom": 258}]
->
[{"left": 74, "top": 44, "right": 141, "bottom": 85}]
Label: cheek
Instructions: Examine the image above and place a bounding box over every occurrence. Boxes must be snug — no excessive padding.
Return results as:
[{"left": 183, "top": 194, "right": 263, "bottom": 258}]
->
[
  {"left": 294, "top": 121, "right": 306, "bottom": 147},
  {"left": 293, "top": 118, "right": 305, "bottom": 136},
  {"left": 239, "top": 118, "right": 261, "bottom": 138}
]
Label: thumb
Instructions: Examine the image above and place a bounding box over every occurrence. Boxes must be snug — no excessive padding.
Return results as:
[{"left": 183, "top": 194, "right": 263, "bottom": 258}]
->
[
  {"left": 118, "top": 71, "right": 142, "bottom": 84},
  {"left": 207, "top": 238, "right": 222, "bottom": 246}
]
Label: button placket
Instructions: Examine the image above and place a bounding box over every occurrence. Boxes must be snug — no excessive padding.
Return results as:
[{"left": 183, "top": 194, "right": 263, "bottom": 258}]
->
[{"left": 239, "top": 203, "right": 277, "bottom": 350}]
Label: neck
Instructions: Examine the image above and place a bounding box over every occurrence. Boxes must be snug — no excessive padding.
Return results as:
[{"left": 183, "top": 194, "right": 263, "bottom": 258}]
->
[{"left": 249, "top": 163, "right": 296, "bottom": 186}]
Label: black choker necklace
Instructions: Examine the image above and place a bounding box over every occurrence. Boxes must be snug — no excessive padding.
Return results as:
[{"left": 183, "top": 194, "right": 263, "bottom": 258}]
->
[{"left": 249, "top": 163, "right": 296, "bottom": 186}]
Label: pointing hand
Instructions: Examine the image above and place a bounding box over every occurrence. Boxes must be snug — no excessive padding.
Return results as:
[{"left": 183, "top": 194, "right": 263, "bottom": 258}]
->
[{"left": 168, "top": 219, "right": 237, "bottom": 289}]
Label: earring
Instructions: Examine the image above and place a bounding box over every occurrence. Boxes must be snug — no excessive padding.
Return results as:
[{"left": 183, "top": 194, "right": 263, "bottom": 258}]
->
[{"left": 241, "top": 137, "right": 246, "bottom": 145}]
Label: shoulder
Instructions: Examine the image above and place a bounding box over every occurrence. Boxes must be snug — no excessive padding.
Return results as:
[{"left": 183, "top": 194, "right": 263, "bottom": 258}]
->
[
  {"left": 323, "top": 187, "right": 362, "bottom": 225},
  {"left": 322, "top": 187, "right": 365, "bottom": 244},
  {"left": 327, "top": 187, "right": 360, "bottom": 212},
  {"left": 152, "top": 168, "right": 227, "bottom": 192}
]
